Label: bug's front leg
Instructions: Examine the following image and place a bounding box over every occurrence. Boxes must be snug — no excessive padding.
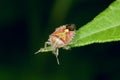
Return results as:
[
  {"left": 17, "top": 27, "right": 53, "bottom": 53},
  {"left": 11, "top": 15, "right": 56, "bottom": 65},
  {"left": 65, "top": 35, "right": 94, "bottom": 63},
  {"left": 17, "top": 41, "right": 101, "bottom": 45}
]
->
[
  {"left": 44, "top": 41, "right": 51, "bottom": 49},
  {"left": 34, "top": 40, "right": 51, "bottom": 54}
]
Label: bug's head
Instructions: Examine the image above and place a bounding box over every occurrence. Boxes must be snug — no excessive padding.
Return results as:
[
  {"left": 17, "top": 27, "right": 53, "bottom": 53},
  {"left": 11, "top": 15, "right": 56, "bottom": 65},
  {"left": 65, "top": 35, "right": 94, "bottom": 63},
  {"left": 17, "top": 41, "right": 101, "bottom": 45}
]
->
[{"left": 66, "top": 24, "right": 76, "bottom": 31}]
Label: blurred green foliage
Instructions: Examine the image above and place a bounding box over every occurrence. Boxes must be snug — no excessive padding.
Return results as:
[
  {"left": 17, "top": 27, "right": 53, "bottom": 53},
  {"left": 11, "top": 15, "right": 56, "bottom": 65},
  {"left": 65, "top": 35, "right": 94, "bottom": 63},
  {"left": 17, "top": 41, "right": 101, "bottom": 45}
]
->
[
  {"left": 0, "top": 0, "right": 120, "bottom": 80},
  {"left": 70, "top": 0, "right": 120, "bottom": 47}
]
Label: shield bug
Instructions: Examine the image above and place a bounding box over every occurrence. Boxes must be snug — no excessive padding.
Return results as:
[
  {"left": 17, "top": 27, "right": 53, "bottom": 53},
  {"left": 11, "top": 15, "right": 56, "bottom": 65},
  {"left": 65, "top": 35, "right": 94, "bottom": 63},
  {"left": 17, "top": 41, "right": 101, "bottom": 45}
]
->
[{"left": 35, "top": 24, "right": 76, "bottom": 65}]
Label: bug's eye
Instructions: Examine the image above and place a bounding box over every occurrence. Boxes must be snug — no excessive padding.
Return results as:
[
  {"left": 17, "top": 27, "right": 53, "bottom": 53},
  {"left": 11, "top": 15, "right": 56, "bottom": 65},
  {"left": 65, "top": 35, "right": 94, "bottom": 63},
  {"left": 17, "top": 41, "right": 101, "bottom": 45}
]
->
[{"left": 66, "top": 24, "right": 76, "bottom": 31}]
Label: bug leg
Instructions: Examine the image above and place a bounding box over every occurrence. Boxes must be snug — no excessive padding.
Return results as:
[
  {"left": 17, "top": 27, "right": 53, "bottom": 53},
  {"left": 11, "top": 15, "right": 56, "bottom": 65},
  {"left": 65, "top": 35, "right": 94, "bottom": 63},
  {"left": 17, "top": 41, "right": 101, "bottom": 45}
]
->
[
  {"left": 44, "top": 41, "right": 51, "bottom": 49},
  {"left": 56, "top": 48, "right": 60, "bottom": 65},
  {"left": 34, "top": 41, "right": 51, "bottom": 54},
  {"left": 63, "top": 46, "right": 71, "bottom": 50},
  {"left": 53, "top": 48, "right": 60, "bottom": 65},
  {"left": 34, "top": 48, "right": 43, "bottom": 54},
  {"left": 34, "top": 50, "right": 40, "bottom": 54}
]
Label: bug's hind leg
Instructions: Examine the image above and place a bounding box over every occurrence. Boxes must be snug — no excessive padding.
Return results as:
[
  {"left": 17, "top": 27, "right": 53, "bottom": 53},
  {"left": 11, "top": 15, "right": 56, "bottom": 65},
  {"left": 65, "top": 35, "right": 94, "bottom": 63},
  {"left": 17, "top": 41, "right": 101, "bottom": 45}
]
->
[{"left": 63, "top": 46, "right": 71, "bottom": 50}]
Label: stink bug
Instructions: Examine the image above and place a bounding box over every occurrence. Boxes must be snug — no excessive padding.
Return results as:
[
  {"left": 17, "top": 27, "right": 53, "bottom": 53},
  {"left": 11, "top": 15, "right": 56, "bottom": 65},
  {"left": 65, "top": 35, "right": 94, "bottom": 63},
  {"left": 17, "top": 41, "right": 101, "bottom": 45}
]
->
[{"left": 35, "top": 24, "right": 76, "bottom": 64}]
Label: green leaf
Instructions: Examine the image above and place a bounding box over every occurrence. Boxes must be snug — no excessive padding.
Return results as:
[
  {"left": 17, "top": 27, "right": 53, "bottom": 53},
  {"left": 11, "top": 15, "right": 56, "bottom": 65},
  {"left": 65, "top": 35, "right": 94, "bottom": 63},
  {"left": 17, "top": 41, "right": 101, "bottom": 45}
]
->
[
  {"left": 69, "top": 0, "right": 120, "bottom": 47},
  {"left": 36, "top": 0, "right": 120, "bottom": 53}
]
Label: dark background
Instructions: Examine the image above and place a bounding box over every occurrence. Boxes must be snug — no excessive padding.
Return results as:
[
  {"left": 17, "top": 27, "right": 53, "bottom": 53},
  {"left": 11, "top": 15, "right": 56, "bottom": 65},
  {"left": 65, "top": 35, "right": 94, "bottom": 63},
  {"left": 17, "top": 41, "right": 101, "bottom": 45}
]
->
[{"left": 0, "top": 0, "right": 120, "bottom": 80}]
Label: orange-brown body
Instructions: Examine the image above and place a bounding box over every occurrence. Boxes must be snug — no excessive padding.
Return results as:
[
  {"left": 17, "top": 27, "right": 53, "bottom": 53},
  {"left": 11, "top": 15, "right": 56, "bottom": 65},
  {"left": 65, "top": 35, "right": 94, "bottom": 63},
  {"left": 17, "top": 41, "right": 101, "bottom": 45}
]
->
[{"left": 35, "top": 24, "right": 76, "bottom": 64}]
